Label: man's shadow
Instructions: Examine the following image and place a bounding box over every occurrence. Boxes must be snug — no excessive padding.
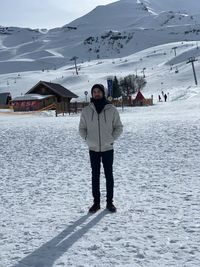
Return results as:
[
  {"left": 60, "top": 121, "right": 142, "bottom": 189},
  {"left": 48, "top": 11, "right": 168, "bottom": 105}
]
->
[{"left": 12, "top": 210, "right": 108, "bottom": 267}]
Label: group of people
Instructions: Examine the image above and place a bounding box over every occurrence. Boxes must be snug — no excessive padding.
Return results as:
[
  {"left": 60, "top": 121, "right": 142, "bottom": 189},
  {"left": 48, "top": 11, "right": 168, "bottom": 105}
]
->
[
  {"left": 79, "top": 84, "right": 123, "bottom": 213},
  {"left": 158, "top": 91, "right": 169, "bottom": 102}
]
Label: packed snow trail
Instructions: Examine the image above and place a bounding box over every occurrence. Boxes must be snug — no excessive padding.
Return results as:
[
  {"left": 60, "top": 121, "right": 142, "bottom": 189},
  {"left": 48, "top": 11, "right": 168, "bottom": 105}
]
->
[{"left": 0, "top": 100, "right": 200, "bottom": 267}]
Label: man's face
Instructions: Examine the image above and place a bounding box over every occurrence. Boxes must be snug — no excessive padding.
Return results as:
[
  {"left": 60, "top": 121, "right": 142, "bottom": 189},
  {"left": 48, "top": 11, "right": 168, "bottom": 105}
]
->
[{"left": 92, "top": 88, "right": 103, "bottom": 99}]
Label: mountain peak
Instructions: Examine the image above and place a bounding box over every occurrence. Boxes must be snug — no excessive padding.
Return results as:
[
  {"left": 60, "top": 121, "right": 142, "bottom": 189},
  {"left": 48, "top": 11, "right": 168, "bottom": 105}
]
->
[{"left": 67, "top": 0, "right": 151, "bottom": 31}]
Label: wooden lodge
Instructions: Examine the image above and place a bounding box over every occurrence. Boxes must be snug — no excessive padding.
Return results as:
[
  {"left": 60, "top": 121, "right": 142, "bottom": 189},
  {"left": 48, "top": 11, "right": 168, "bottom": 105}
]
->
[
  {"left": 0, "top": 92, "right": 12, "bottom": 109},
  {"left": 12, "top": 94, "right": 56, "bottom": 112},
  {"left": 11, "top": 81, "right": 78, "bottom": 113}
]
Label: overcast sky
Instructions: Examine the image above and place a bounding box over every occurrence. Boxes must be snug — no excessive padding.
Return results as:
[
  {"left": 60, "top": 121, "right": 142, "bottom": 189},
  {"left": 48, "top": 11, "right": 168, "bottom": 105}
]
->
[{"left": 0, "top": 0, "right": 117, "bottom": 29}]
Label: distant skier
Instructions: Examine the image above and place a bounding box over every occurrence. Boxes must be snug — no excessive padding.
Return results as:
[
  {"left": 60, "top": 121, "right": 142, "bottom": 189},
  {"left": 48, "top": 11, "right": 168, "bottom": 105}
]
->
[
  {"left": 164, "top": 93, "right": 167, "bottom": 102},
  {"left": 79, "top": 84, "right": 123, "bottom": 213},
  {"left": 158, "top": 95, "right": 162, "bottom": 102}
]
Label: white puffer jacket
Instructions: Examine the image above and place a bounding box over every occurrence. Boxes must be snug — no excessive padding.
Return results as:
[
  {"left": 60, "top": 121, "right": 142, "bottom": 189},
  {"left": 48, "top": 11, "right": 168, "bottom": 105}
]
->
[{"left": 79, "top": 103, "right": 123, "bottom": 152}]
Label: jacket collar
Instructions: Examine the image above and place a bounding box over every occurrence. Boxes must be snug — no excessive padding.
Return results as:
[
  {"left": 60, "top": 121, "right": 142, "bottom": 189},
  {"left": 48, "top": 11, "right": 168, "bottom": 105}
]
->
[{"left": 89, "top": 102, "right": 112, "bottom": 113}]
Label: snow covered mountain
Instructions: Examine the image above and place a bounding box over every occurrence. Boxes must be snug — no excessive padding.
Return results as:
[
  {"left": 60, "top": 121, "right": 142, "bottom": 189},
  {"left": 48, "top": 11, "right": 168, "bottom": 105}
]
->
[{"left": 1, "top": 0, "right": 200, "bottom": 75}]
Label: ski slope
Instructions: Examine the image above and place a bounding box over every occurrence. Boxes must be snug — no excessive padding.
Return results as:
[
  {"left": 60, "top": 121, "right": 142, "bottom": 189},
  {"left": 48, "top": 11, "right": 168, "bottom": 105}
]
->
[{"left": 1, "top": 40, "right": 200, "bottom": 103}]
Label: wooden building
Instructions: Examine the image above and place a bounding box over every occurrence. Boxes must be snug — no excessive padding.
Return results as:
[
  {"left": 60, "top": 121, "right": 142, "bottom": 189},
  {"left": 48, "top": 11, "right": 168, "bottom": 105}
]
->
[
  {"left": 12, "top": 94, "right": 56, "bottom": 112},
  {"left": 11, "top": 81, "right": 78, "bottom": 113},
  {"left": 132, "top": 91, "right": 153, "bottom": 106},
  {"left": 112, "top": 91, "right": 153, "bottom": 107},
  {"left": 0, "top": 92, "right": 12, "bottom": 108},
  {"left": 132, "top": 91, "right": 145, "bottom": 106}
]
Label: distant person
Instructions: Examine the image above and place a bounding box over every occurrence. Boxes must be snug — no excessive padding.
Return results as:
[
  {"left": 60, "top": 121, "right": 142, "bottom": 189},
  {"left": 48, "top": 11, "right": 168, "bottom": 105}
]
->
[
  {"left": 158, "top": 95, "right": 162, "bottom": 102},
  {"left": 164, "top": 93, "right": 167, "bottom": 102},
  {"left": 79, "top": 84, "right": 123, "bottom": 213}
]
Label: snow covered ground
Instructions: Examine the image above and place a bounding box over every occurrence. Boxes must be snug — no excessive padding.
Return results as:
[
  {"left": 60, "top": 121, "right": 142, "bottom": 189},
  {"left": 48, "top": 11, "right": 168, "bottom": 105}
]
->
[{"left": 0, "top": 96, "right": 199, "bottom": 267}]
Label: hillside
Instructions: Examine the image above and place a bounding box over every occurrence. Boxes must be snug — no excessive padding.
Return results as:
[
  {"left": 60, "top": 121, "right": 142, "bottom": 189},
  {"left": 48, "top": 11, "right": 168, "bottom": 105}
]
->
[
  {"left": 1, "top": 0, "right": 200, "bottom": 75},
  {"left": 0, "top": 40, "right": 200, "bottom": 107}
]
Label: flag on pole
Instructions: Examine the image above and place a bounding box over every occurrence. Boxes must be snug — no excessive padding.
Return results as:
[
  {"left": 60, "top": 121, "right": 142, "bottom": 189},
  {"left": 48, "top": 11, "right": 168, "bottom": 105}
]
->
[{"left": 107, "top": 78, "right": 113, "bottom": 97}]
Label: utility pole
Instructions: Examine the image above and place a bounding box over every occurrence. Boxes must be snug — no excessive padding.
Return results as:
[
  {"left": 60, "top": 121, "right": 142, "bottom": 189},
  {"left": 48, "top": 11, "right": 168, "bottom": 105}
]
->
[
  {"left": 141, "top": 67, "right": 146, "bottom": 78},
  {"left": 186, "top": 57, "right": 198, "bottom": 85},
  {"left": 70, "top": 56, "right": 79, "bottom": 75},
  {"left": 172, "top": 46, "right": 178, "bottom": 57}
]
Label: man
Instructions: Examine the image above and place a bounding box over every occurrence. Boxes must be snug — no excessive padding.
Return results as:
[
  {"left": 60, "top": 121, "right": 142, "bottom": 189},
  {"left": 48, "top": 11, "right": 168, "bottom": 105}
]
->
[{"left": 79, "top": 84, "right": 123, "bottom": 213}]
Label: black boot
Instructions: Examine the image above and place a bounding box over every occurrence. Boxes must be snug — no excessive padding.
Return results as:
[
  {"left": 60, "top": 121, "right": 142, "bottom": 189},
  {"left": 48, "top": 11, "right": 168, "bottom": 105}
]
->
[
  {"left": 89, "top": 203, "right": 100, "bottom": 213},
  {"left": 106, "top": 202, "right": 116, "bottom": 212}
]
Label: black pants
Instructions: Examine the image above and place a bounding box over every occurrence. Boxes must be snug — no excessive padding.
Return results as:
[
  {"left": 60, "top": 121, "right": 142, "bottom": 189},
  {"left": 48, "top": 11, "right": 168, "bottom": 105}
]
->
[{"left": 89, "top": 149, "right": 114, "bottom": 204}]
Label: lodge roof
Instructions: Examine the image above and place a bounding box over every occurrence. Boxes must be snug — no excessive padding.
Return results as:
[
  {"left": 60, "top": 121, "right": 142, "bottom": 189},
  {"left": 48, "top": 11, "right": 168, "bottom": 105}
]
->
[
  {"left": 135, "top": 91, "right": 145, "bottom": 101},
  {"left": 12, "top": 94, "right": 54, "bottom": 102},
  {"left": 26, "top": 81, "right": 78, "bottom": 98}
]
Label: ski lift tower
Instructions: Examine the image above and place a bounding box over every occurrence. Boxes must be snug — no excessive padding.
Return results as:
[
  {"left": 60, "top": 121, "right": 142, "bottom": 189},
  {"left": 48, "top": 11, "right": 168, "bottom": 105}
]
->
[{"left": 186, "top": 57, "right": 198, "bottom": 85}]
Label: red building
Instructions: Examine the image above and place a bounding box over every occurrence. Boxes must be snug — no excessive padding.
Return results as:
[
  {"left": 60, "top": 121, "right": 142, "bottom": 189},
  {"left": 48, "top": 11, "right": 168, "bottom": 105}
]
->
[
  {"left": 11, "top": 81, "right": 78, "bottom": 112},
  {"left": 133, "top": 91, "right": 145, "bottom": 106},
  {"left": 132, "top": 91, "right": 153, "bottom": 106},
  {"left": 12, "top": 94, "right": 55, "bottom": 112}
]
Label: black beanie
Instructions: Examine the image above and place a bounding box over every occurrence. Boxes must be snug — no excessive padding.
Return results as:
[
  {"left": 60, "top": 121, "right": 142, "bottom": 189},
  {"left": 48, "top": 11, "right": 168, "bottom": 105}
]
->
[{"left": 91, "top": 84, "right": 105, "bottom": 97}]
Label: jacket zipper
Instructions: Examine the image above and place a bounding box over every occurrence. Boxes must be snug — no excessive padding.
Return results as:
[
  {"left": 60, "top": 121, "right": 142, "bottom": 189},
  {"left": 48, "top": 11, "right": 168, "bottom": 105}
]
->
[
  {"left": 98, "top": 114, "right": 101, "bottom": 151},
  {"left": 104, "top": 110, "right": 106, "bottom": 123}
]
